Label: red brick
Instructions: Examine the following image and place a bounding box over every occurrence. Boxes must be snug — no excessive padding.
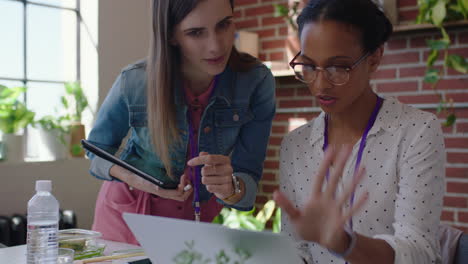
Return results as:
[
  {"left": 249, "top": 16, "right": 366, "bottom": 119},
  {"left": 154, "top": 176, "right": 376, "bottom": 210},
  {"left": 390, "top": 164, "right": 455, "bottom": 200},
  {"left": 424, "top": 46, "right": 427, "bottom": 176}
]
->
[
  {"left": 263, "top": 160, "right": 279, "bottom": 169},
  {"left": 398, "top": 0, "right": 417, "bottom": 8},
  {"left": 270, "top": 51, "right": 285, "bottom": 61},
  {"left": 447, "top": 67, "right": 468, "bottom": 76},
  {"left": 447, "top": 182, "right": 468, "bottom": 193},
  {"left": 422, "top": 79, "right": 468, "bottom": 90},
  {"left": 274, "top": 113, "right": 295, "bottom": 121},
  {"left": 381, "top": 52, "right": 420, "bottom": 65},
  {"left": 443, "top": 196, "right": 468, "bottom": 208},
  {"left": 399, "top": 66, "right": 426, "bottom": 78},
  {"left": 297, "top": 87, "right": 311, "bottom": 96},
  {"left": 255, "top": 28, "right": 276, "bottom": 38},
  {"left": 259, "top": 53, "right": 267, "bottom": 61},
  {"left": 245, "top": 5, "right": 274, "bottom": 16},
  {"left": 269, "top": 136, "right": 283, "bottom": 146},
  {"left": 276, "top": 88, "right": 294, "bottom": 97},
  {"left": 446, "top": 168, "right": 468, "bottom": 179},
  {"left": 459, "top": 212, "right": 468, "bottom": 223},
  {"left": 235, "top": 0, "right": 258, "bottom": 6},
  {"left": 441, "top": 210, "right": 455, "bottom": 221},
  {"left": 263, "top": 173, "right": 277, "bottom": 181},
  {"left": 272, "top": 125, "right": 287, "bottom": 134},
  {"left": 255, "top": 195, "right": 269, "bottom": 205},
  {"left": 235, "top": 18, "right": 259, "bottom": 29},
  {"left": 387, "top": 38, "right": 407, "bottom": 50},
  {"left": 445, "top": 138, "right": 468, "bottom": 148},
  {"left": 267, "top": 149, "right": 277, "bottom": 157},
  {"left": 376, "top": 81, "right": 419, "bottom": 93},
  {"left": 410, "top": 36, "right": 431, "bottom": 48},
  {"left": 234, "top": 10, "right": 242, "bottom": 18},
  {"left": 457, "top": 122, "right": 468, "bottom": 133},
  {"left": 279, "top": 99, "right": 313, "bottom": 108},
  {"left": 449, "top": 47, "right": 468, "bottom": 58},
  {"left": 427, "top": 108, "right": 468, "bottom": 119},
  {"left": 262, "top": 16, "right": 285, "bottom": 26},
  {"left": 262, "top": 183, "right": 279, "bottom": 193},
  {"left": 447, "top": 152, "right": 468, "bottom": 164},
  {"left": 399, "top": 9, "right": 419, "bottom": 22},
  {"left": 372, "top": 69, "right": 397, "bottom": 80},
  {"left": 397, "top": 94, "right": 440, "bottom": 104},
  {"left": 262, "top": 39, "right": 286, "bottom": 50},
  {"left": 296, "top": 113, "right": 318, "bottom": 120},
  {"left": 459, "top": 32, "right": 468, "bottom": 44},
  {"left": 278, "top": 26, "right": 288, "bottom": 36},
  {"left": 446, "top": 93, "right": 468, "bottom": 103}
]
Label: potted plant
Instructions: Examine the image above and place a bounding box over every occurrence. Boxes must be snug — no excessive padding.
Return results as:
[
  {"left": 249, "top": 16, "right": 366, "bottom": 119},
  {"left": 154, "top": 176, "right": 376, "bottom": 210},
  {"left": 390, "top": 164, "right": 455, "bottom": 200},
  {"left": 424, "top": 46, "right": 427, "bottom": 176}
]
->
[
  {"left": 273, "top": 0, "right": 304, "bottom": 61},
  {"left": 416, "top": 0, "right": 468, "bottom": 126},
  {"left": 35, "top": 115, "right": 71, "bottom": 160},
  {"left": 35, "top": 81, "right": 90, "bottom": 158},
  {"left": 62, "top": 82, "right": 89, "bottom": 157},
  {"left": 0, "top": 85, "right": 35, "bottom": 163}
]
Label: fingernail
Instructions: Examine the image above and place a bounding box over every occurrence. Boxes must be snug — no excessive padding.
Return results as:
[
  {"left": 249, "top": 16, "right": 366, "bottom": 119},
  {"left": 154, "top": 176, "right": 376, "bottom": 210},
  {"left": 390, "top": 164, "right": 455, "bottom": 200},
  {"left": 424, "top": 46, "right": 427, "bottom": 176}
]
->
[{"left": 184, "top": 185, "right": 192, "bottom": 192}]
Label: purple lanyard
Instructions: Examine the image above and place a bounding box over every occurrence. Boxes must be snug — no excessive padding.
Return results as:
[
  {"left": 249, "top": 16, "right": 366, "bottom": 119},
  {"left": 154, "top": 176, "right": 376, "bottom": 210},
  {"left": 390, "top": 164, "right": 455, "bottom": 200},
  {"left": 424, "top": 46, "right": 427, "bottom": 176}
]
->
[
  {"left": 322, "top": 97, "right": 383, "bottom": 231},
  {"left": 186, "top": 76, "right": 218, "bottom": 222}
]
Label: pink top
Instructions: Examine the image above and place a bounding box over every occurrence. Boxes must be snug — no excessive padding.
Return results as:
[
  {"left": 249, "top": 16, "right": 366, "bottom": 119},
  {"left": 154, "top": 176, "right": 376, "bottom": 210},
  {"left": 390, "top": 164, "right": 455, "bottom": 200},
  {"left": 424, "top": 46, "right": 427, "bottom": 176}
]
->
[{"left": 92, "top": 79, "right": 223, "bottom": 245}]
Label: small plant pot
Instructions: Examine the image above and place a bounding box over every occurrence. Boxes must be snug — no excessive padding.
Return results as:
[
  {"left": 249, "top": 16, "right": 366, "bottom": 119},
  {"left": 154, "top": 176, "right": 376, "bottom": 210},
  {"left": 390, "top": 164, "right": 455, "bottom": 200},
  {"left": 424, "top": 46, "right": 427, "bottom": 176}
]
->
[
  {"left": 38, "top": 128, "right": 69, "bottom": 160},
  {"left": 1, "top": 134, "right": 25, "bottom": 163},
  {"left": 69, "top": 123, "right": 85, "bottom": 157}
]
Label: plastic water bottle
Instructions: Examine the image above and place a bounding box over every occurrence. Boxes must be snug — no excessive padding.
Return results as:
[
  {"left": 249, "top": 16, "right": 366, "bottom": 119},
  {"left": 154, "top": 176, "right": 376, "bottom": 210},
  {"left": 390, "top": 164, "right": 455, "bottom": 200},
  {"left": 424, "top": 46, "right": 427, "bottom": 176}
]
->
[{"left": 27, "top": 180, "right": 60, "bottom": 264}]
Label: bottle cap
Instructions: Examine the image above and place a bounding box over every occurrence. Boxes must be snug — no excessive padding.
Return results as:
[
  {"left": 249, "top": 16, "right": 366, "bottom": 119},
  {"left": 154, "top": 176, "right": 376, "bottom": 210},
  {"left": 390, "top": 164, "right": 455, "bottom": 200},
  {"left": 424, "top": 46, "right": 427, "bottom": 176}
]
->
[{"left": 36, "top": 180, "right": 52, "bottom": 192}]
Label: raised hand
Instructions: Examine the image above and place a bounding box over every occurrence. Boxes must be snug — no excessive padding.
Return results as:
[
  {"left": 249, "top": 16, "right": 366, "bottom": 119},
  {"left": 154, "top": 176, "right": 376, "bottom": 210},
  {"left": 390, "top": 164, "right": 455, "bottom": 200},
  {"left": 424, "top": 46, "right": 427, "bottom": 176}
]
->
[{"left": 274, "top": 146, "right": 368, "bottom": 253}]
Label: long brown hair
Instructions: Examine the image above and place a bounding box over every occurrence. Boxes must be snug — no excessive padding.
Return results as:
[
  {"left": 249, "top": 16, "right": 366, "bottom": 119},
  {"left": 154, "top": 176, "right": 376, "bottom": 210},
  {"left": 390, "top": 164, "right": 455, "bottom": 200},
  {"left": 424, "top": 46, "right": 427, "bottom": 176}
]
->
[{"left": 147, "top": 0, "right": 258, "bottom": 179}]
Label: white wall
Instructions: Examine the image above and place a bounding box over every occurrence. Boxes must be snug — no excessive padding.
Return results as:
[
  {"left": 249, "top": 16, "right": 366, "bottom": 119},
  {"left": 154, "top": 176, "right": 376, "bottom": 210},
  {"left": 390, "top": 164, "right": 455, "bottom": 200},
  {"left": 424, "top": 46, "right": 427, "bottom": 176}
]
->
[
  {"left": 0, "top": 159, "right": 101, "bottom": 229},
  {"left": 98, "top": 0, "right": 150, "bottom": 105},
  {"left": 0, "top": 0, "right": 152, "bottom": 230}
]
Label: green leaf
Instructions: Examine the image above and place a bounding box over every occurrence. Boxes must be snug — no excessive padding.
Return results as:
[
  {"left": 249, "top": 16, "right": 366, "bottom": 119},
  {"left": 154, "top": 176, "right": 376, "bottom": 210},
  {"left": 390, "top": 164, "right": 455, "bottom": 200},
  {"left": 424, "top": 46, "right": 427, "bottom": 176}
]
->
[
  {"left": 71, "top": 144, "right": 83, "bottom": 156},
  {"left": 446, "top": 54, "right": 468, "bottom": 73},
  {"left": 426, "top": 39, "right": 450, "bottom": 50},
  {"left": 61, "top": 96, "right": 69, "bottom": 108},
  {"left": 427, "top": 49, "right": 439, "bottom": 67},
  {"left": 437, "top": 100, "right": 445, "bottom": 114},
  {"left": 424, "top": 68, "right": 440, "bottom": 83},
  {"left": 460, "top": 0, "right": 468, "bottom": 16},
  {"left": 431, "top": 1, "right": 447, "bottom": 26},
  {"left": 255, "top": 200, "right": 276, "bottom": 224},
  {"left": 272, "top": 208, "right": 281, "bottom": 233},
  {"left": 273, "top": 4, "right": 289, "bottom": 18},
  {"left": 444, "top": 113, "right": 456, "bottom": 127}
]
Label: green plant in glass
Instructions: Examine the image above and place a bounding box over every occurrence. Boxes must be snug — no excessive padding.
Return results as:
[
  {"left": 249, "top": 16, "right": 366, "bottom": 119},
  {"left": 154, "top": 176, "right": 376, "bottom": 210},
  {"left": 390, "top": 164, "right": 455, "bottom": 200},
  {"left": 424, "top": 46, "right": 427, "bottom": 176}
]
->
[
  {"left": 212, "top": 200, "right": 281, "bottom": 233},
  {"left": 35, "top": 81, "right": 90, "bottom": 156},
  {"left": 417, "top": 0, "right": 468, "bottom": 126},
  {"left": 0, "top": 85, "right": 35, "bottom": 134}
]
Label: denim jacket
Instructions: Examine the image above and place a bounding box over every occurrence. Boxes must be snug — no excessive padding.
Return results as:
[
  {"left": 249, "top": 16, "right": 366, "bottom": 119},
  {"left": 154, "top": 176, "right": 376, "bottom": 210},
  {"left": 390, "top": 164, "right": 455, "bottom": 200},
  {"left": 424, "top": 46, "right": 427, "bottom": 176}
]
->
[{"left": 87, "top": 60, "right": 276, "bottom": 210}]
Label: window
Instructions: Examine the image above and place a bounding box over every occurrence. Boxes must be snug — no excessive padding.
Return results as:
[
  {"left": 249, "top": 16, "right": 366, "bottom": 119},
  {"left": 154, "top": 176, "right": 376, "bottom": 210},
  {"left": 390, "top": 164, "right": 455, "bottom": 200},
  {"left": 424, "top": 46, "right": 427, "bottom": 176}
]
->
[{"left": 0, "top": 0, "right": 98, "bottom": 161}]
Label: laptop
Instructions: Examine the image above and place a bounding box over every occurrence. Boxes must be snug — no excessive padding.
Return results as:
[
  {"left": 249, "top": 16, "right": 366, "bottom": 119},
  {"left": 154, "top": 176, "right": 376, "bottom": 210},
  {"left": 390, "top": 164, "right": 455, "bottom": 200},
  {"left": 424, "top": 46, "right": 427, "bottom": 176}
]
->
[{"left": 123, "top": 213, "right": 303, "bottom": 264}]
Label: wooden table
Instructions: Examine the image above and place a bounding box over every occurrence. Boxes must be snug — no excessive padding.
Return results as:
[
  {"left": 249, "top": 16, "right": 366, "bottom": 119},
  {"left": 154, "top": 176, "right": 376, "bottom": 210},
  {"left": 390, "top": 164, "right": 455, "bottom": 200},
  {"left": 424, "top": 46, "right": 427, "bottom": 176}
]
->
[{"left": 0, "top": 239, "right": 146, "bottom": 264}]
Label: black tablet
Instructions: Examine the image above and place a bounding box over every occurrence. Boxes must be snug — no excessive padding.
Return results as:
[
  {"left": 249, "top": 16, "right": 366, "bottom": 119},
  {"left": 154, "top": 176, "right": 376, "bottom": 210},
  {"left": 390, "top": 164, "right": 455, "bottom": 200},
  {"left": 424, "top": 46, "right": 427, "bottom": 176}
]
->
[{"left": 81, "top": 139, "right": 177, "bottom": 189}]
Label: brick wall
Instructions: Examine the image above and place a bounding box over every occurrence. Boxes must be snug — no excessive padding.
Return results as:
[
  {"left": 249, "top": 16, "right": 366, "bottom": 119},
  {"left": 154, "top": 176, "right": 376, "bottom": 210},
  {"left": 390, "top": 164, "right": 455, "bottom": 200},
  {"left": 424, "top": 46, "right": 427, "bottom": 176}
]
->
[{"left": 234, "top": 0, "right": 468, "bottom": 231}]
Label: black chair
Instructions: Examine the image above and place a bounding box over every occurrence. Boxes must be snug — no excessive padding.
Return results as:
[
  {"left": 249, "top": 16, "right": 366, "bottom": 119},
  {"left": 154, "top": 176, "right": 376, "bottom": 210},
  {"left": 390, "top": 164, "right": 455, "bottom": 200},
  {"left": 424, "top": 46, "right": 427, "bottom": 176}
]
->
[
  {"left": 454, "top": 233, "right": 468, "bottom": 264},
  {"left": 0, "top": 216, "right": 12, "bottom": 247},
  {"left": 10, "top": 214, "right": 27, "bottom": 246}
]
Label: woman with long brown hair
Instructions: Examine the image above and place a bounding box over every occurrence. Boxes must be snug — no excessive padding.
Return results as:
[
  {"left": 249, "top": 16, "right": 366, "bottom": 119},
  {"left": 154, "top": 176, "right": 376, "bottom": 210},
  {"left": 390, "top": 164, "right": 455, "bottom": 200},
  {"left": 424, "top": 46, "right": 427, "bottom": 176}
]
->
[{"left": 86, "top": 0, "right": 275, "bottom": 244}]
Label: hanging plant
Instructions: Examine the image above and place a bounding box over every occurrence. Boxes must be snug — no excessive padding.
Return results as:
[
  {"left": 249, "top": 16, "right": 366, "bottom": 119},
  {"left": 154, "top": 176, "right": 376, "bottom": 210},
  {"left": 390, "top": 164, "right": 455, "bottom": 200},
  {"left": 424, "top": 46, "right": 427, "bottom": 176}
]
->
[{"left": 417, "top": 0, "right": 468, "bottom": 126}]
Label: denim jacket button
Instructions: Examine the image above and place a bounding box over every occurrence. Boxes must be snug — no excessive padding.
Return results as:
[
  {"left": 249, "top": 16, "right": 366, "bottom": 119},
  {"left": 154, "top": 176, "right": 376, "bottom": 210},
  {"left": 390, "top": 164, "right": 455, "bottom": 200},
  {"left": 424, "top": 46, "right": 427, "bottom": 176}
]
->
[
  {"left": 233, "top": 114, "right": 240, "bottom": 122},
  {"left": 203, "top": 126, "right": 212, "bottom": 134}
]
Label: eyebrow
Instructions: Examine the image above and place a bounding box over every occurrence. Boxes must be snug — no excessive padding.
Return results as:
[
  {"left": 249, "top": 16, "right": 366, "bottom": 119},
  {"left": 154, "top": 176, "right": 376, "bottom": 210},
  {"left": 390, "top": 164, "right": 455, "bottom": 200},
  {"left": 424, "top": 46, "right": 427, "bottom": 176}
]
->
[
  {"left": 300, "top": 53, "right": 353, "bottom": 63},
  {"left": 183, "top": 16, "right": 234, "bottom": 33}
]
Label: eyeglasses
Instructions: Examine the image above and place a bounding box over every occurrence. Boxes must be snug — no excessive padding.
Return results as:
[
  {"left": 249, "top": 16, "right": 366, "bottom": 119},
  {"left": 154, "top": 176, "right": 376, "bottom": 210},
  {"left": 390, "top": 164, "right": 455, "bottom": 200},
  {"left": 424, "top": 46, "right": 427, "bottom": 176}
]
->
[{"left": 289, "top": 51, "right": 370, "bottom": 86}]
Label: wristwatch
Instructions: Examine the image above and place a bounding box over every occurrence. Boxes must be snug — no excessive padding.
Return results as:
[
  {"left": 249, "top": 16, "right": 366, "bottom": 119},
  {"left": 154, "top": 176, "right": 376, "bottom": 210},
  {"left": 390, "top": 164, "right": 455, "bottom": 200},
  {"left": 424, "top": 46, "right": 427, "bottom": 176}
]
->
[
  {"left": 222, "top": 174, "right": 242, "bottom": 202},
  {"left": 232, "top": 174, "right": 241, "bottom": 195}
]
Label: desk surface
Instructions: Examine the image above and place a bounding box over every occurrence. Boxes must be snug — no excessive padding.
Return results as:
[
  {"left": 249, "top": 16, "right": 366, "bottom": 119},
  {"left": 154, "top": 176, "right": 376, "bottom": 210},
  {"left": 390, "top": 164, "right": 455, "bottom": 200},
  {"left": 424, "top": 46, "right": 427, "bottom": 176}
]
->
[{"left": 0, "top": 239, "right": 145, "bottom": 264}]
